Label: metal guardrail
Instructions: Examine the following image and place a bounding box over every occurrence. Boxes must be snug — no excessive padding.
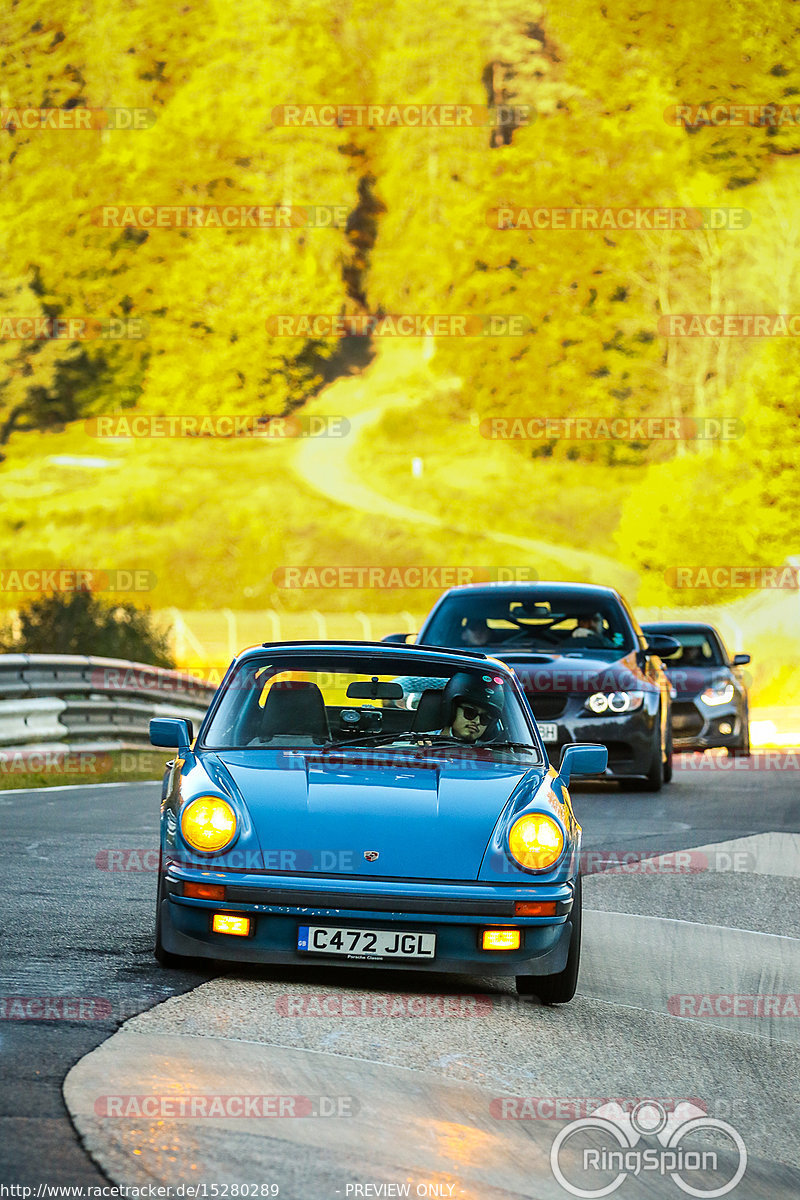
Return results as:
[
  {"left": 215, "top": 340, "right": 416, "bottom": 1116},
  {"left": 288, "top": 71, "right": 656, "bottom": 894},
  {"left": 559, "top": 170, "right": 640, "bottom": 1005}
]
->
[{"left": 0, "top": 655, "right": 217, "bottom": 751}]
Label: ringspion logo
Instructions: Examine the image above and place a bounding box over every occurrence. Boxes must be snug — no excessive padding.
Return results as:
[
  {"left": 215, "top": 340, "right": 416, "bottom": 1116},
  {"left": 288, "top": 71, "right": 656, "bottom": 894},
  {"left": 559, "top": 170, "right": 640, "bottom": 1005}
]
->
[{"left": 550, "top": 1100, "right": 746, "bottom": 1198}]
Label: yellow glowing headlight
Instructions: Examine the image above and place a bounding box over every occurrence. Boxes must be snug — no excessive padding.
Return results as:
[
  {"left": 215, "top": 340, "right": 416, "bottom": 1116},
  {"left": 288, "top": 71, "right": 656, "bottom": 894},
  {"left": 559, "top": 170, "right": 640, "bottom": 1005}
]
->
[
  {"left": 180, "top": 797, "right": 237, "bottom": 853},
  {"left": 508, "top": 813, "right": 565, "bottom": 871}
]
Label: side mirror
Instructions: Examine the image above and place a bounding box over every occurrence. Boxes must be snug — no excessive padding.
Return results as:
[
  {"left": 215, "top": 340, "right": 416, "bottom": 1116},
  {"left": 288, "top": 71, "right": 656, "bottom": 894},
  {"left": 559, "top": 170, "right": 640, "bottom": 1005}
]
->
[
  {"left": 732, "top": 653, "right": 751, "bottom": 666},
  {"left": 557, "top": 743, "right": 608, "bottom": 782},
  {"left": 150, "top": 717, "right": 193, "bottom": 750},
  {"left": 381, "top": 632, "right": 415, "bottom": 644},
  {"left": 644, "top": 634, "right": 681, "bottom": 658}
]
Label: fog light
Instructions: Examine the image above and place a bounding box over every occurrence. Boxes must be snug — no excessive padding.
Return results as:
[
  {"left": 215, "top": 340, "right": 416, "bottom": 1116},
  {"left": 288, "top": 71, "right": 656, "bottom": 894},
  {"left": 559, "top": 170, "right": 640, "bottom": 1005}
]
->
[
  {"left": 514, "top": 901, "right": 557, "bottom": 916},
  {"left": 212, "top": 913, "right": 251, "bottom": 936},
  {"left": 719, "top": 722, "right": 733, "bottom": 735},
  {"left": 184, "top": 882, "right": 225, "bottom": 900},
  {"left": 482, "top": 929, "right": 521, "bottom": 950}
]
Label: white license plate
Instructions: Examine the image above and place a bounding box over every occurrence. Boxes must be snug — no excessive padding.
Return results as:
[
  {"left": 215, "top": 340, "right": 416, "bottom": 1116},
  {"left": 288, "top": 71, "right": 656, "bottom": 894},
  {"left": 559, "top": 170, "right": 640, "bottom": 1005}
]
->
[
  {"left": 297, "top": 925, "right": 436, "bottom": 959},
  {"left": 538, "top": 723, "right": 559, "bottom": 743}
]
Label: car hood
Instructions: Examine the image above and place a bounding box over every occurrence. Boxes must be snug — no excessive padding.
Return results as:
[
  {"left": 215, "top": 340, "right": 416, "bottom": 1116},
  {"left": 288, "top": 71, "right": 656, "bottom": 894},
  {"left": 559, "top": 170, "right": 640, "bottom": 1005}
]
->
[
  {"left": 495, "top": 649, "right": 653, "bottom": 696},
  {"left": 206, "top": 749, "right": 541, "bottom": 881}
]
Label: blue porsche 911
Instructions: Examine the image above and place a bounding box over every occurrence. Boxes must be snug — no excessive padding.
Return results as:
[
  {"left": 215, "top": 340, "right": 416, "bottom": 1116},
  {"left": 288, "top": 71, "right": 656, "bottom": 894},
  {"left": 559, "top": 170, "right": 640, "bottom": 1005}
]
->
[{"left": 150, "top": 641, "right": 607, "bottom": 1004}]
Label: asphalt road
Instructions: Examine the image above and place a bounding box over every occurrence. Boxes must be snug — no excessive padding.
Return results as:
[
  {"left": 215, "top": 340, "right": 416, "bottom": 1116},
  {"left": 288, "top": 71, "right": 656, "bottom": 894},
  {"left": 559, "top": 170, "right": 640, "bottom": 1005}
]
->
[{"left": 1, "top": 755, "right": 798, "bottom": 1187}]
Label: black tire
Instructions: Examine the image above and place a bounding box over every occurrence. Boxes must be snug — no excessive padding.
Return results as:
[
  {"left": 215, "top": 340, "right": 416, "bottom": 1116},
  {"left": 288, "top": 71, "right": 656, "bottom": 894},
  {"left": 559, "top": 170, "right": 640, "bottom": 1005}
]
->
[
  {"left": 641, "top": 720, "right": 665, "bottom": 792},
  {"left": 517, "top": 876, "right": 582, "bottom": 1005},
  {"left": 727, "top": 711, "right": 751, "bottom": 758},
  {"left": 663, "top": 727, "right": 674, "bottom": 784}
]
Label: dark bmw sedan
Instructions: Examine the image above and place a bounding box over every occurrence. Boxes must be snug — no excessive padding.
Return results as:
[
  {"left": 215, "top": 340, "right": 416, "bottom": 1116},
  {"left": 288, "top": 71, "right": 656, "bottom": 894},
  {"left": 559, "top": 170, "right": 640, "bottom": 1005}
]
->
[
  {"left": 640, "top": 622, "right": 751, "bottom": 757},
  {"left": 389, "top": 582, "right": 680, "bottom": 791}
]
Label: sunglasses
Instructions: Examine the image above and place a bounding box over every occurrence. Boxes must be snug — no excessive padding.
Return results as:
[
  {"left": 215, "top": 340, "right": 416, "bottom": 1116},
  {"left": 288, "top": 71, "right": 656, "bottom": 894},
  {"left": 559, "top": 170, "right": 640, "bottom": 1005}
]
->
[{"left": 459, "top": 704, "right": 490, "bottom": 724}]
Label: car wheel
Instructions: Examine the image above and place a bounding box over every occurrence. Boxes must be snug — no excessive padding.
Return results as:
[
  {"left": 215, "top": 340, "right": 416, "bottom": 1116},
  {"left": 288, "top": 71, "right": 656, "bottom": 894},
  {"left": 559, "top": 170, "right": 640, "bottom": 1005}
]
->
[
  {"left": 663, "top": 728, "right": 674, "bottom": 784},
  {"left": 727, "top": 714, "right": 751, "bottom": 758},
  {"left": 641, "top": 721, "right": 665, "bottom": 792},
  {"left": 517, "top": 877, "right": 582, "bottom": 1005}
]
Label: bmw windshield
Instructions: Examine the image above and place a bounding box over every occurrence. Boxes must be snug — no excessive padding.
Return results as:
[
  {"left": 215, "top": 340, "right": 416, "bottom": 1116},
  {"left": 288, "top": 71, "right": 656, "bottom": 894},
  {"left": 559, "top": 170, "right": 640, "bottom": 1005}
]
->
[{"left": 422, "top": 591, "right": 637, "bottom": 658}]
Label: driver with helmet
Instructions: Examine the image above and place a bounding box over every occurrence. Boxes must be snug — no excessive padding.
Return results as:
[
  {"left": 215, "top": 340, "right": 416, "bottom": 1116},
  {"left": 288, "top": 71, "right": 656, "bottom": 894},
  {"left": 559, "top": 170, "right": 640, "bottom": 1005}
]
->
[{"left": 438, "top": 671, "right": 505, "bottom": 742}]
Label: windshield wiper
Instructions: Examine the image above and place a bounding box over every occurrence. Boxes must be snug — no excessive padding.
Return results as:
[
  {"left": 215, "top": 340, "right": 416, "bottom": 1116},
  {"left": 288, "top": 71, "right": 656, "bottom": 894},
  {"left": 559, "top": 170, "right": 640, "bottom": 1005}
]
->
[
  {"left": 486, "top": 741, "right": 539, "bottom": 754},
  {"left": 318, "top": 732, "right": 429, "bottom": 751}
]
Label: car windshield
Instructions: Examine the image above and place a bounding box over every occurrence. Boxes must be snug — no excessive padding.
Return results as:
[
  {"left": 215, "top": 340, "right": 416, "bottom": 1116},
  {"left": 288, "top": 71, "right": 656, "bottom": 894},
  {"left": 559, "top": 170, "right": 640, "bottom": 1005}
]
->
[
  {"left": 201, "top": 651, "right": 540, "bottom": 760},
  {"left": 654, "top": 630, "right": 724, "bottom": 668},
  {"left": 422, "top": 591, "right": 636, "bottom": 657}
]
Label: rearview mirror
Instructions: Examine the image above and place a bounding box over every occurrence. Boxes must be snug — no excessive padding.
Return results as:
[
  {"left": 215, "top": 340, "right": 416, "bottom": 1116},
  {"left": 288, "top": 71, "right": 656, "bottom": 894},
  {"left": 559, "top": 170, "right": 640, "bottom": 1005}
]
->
[
  {"left": 381, "top": 632, "right": 414, "bottom": 643},
  {"left": 346, "top": 681, "right": 404, "bottom": 700},
  {"left": 732, "top": 653, "right": 751, "bottom": 666},
  {"left": 557, "top": 743, "right": 608, "bottom": 782},
  {"left": 150, "top": 717, "right": 193, "bottom": 749}
]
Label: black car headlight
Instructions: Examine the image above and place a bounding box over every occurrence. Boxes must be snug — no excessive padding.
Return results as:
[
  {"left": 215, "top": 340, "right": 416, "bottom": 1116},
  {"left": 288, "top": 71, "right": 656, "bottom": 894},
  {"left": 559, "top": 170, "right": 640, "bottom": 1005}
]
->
[{"left": 584, "top": 691, "right": 645, "bottom": 715}]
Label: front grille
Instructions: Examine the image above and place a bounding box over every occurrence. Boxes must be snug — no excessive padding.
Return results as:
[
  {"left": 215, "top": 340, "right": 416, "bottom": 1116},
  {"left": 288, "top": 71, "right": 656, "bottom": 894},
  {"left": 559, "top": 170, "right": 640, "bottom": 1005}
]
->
[
  {"left": 530, "top": 696, "right": 568, "bottom": 720},
  {"left": 672, "top": 702, "right": 704, "bottom": 736}
]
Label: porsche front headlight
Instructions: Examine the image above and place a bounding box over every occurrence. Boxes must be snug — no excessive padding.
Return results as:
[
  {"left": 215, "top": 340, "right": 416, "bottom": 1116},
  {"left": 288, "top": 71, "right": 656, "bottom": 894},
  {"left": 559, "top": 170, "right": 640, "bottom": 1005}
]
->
[
  {"left": 508, "top": 813, "right": 565, "bottom": 871},
  {"left": 180, "top": 796, "right": 237, "bottom": 853}
]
